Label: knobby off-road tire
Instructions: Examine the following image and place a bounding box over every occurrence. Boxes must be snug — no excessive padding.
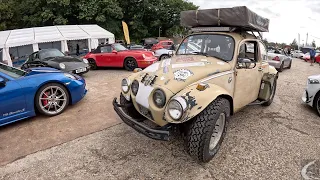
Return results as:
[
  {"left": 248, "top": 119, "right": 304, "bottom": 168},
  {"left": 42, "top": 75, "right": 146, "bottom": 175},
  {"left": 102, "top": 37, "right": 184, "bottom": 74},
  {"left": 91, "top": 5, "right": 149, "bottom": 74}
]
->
[
  {"left": 262, "top": 78, "right": 277, "bottom": 106},
  {"left": 185, "top": 97, "right": 230, "bottom": 163},
  {"left": 120, "top": 93, "right": 143, "bottom": 120}
]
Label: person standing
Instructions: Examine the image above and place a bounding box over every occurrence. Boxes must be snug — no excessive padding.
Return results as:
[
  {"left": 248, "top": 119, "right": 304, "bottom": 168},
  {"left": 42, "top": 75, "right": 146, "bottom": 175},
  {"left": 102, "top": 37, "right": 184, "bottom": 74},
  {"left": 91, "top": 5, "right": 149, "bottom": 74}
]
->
[
  {"left": 76, "top": 44, "right": 80, "bottom": 56},
  {"left": 310, "top": 48, "right": 316, "bottom": 66}
]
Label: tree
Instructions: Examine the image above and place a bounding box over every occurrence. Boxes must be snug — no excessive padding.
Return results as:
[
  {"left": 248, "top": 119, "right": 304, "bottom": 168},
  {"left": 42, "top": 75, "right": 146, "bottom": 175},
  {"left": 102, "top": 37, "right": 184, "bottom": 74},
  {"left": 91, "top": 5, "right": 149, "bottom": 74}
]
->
[
  {"left": 290, "top": 39, "right": 298, "bottom": 50},
  {"left": 312, "top": 40, "right": 316, "bottom": 48}
]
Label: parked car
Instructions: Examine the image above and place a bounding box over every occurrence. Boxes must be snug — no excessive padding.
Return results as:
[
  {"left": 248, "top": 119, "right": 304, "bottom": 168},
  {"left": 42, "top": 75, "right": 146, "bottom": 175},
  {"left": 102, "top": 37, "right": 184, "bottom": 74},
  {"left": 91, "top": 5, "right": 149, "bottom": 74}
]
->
[
  {"left": 154, "top": 49, "right": 174, "bottom": 61},
  {"left": 84, "top": 43, "right": 158, "bottom": 71},
  {"left": 141, "top": 38, "right": 159, "bottom": 50},
  {"left": 127, "top": 44, "right": 146, "bottom": 50},
  {"left": 267, "top": 50, "right": 292, "bottom": 72},
  {"left": 0, "top": 63, "right": 87, "bottom": 126},
  {"left": 292, "top": 50, "right": 304, "bottom": 58},
  {"left": 151, "top": 40, "right": 175, "bottom": 51},
  {"left": 302, "top": 74, "right": 320, "bottom": 116},
  {"left": 21, "top": 49, "right": 90, "bottom": 75},
  {"left": 113, "top": 18, "right": 278, "bottom": 162}
]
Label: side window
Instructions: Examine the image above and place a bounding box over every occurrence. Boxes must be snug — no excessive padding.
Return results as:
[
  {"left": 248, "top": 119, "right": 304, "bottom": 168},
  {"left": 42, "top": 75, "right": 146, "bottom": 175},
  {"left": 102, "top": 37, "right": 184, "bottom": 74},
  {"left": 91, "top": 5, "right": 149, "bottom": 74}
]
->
[
  {"left": 238, "top": 41, "right": 258, "bottom": 62},
  {"left": 258, "top": 42, "right": 268, "bottom": 61},
  {"left": 100, "top": 46, "right": 112, "bottom": 53}
]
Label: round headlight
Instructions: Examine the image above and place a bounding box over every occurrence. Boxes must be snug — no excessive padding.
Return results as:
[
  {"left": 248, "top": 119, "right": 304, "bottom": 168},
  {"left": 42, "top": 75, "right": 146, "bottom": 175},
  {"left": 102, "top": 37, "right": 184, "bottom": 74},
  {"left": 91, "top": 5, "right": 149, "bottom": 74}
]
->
[
  {"left": 142, "top": 54, "right": 146, "bottom": 59},
  {"left": 121, "top": 78, "right": 130, "bottom": 93},
  {"left": 168, "top": 100, "right": 183, "bottom": 120},
  {"left": 131, "top": 80, "right": 139, "bottom": 96},
  {"left": 83, "top": 58, "right": 89, "bottom": 64},
  {"left": 153, "top": 89, "right": 166, "bottom": 108},
  {"left": 59, "top": 63, "right": 66, "bottom": 69}
]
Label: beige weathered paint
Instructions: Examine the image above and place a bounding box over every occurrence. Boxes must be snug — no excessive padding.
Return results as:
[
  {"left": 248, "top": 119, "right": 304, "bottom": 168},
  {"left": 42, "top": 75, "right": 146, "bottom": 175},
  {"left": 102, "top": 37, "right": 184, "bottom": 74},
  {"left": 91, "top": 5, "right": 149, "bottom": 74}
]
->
[{"left": 121, "top": 32, "right": 278, "bottom": 126}]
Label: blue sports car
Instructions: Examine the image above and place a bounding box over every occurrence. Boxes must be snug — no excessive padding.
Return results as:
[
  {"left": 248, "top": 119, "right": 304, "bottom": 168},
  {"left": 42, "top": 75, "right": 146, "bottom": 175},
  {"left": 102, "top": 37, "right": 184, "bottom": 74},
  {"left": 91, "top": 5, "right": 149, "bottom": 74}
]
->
[{"left": 0, "top": 63, "right": 87, "bottom": 126}]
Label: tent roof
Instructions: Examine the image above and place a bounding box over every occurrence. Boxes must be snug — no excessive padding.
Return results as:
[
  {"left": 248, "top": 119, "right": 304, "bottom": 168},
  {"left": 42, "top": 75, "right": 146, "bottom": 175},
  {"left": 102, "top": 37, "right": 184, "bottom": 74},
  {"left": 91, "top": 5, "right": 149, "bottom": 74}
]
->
[{"left": 0, "top": 24, "right": 114, "bottom": 48}]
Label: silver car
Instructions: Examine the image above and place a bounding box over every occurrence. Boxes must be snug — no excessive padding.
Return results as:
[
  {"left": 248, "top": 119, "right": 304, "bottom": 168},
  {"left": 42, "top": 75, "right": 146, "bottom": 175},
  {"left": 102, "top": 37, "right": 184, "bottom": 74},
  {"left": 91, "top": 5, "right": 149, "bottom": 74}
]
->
[
  {"left": 267, "top": 50, "right": 292, "bottom": 72},
  {"left": 302, "top": 74, "right": 320, "bottom": 116}
]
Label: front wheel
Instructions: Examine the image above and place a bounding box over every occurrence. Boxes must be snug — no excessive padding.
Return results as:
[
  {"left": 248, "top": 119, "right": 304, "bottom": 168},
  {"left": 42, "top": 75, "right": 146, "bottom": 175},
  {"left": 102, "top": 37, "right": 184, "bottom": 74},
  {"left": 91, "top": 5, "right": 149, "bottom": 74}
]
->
[
  {"left": 124, "top": 58, "right": 138, "bottom": 71},
  {"left": 35, "top": 83, "right": 70, "bottom": 116},
  {"left": 88, "top": 59, "right": 97, "bottom": 70},
  {"left": 262, "top": 78, "right": 277, "bottom": 106},
  {"left": 313, "top": 92, "right": 320, "bottom": 116},
  {"left": 278, "top": 62, "right": 284, "bottom": 72},
  {"left": 159, "top": 54, "right": 170, "bottom": 61},
  {"left": 185, "top": 97, "right": 230, "bottom": 163}
]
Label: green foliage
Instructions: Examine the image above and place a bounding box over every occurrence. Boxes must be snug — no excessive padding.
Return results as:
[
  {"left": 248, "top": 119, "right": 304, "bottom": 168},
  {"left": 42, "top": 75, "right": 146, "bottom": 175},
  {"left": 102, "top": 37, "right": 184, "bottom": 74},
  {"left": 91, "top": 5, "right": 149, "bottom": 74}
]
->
[
  {"left": 312, "top": 40, "right": 316, "bottom": 48},
  {"left": 290, "top": 39, "right": 298, "bottom": 50},
  {"left": 0, "top": 0, "right": 198, "bottom": 42}
]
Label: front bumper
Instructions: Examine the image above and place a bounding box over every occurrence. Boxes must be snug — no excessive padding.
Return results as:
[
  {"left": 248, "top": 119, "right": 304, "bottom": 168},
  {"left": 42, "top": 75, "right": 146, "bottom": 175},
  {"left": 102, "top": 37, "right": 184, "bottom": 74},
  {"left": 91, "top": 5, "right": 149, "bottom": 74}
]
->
[
  {"left": 137, "top": 57, "right": 158, "bottom": 68},
  {"left": 113, "top": 97, "right": 170, "bottom": 141}
]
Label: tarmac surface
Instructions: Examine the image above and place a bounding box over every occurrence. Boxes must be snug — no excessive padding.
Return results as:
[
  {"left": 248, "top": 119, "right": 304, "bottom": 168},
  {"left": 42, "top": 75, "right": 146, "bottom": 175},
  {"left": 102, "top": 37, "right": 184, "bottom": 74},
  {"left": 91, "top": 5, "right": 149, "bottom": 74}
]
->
[{"left": 0, "top": 59, "right": 320, "bottom": 179}]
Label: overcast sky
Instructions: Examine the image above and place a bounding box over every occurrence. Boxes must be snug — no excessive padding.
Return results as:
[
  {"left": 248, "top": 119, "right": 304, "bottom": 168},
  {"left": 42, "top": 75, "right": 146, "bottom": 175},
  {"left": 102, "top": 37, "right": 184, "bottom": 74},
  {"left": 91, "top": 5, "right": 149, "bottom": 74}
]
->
[{"left": 190, "top": 0, "right": 320, "bottom": 47}]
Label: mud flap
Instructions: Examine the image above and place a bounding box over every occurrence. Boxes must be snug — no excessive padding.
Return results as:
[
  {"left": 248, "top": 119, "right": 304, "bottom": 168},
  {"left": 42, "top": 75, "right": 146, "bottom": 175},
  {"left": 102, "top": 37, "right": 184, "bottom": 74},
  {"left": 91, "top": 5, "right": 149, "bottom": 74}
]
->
[{"left": 258, "top": 73, "right": 277, "bottom": 101}]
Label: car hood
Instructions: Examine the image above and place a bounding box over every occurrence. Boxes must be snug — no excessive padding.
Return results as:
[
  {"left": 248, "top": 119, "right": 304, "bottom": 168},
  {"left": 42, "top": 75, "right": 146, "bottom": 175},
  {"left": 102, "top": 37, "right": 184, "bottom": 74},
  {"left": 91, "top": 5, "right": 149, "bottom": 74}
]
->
[
  {"left": 24, "top": 67, "right": 62, "bottom": 76},
  {"left": 308, "top": 74, "right": 320, "bottom": 80},
  {"left": 46, "top": 58, "right": 89, "bottom": 71},
  {"left": 137, "top": 55, "right": 232, "bottom": 94},
  {"left": 46, "top": 56, "right": 82, "bottom": 63}
]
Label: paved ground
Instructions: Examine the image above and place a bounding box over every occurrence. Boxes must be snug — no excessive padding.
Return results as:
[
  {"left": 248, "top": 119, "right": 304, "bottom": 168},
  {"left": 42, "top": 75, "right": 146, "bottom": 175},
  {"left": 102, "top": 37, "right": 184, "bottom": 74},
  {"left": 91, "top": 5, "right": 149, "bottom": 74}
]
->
[
  {"left": 0, "top": 68, "right": 128, "bottom": 166},
  {"left": 0, "top": 59, "right": 320, "bottom": 179}
]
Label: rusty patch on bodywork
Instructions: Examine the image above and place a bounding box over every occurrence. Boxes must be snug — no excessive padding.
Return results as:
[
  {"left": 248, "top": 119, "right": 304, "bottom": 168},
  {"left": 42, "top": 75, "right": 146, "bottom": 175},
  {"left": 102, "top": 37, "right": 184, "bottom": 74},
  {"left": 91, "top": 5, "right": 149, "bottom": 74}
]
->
[{"left": 182, "top": 91, "right": 198, "bottom": 110}]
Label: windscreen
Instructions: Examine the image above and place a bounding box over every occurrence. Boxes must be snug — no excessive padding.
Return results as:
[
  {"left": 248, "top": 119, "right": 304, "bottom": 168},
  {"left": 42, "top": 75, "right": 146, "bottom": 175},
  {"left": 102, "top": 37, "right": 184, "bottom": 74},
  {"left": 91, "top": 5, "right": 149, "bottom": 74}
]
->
[{"left": 177, "top": 34, "right": 235, "bottom": 61}]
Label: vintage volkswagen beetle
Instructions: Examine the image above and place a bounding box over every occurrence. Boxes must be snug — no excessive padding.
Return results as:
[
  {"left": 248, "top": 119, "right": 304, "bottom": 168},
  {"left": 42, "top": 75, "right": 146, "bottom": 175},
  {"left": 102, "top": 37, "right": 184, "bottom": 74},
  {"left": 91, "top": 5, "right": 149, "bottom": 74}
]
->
[{"left": 113, "top": 6, "right": 278, "bottom": 162}]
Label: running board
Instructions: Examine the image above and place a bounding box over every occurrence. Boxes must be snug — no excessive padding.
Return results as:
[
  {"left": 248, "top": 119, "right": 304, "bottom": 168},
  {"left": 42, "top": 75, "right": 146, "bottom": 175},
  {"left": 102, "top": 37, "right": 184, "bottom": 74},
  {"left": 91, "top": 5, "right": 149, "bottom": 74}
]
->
[{"left": 248, "top": 100, "right": 267, "bottom": 106}]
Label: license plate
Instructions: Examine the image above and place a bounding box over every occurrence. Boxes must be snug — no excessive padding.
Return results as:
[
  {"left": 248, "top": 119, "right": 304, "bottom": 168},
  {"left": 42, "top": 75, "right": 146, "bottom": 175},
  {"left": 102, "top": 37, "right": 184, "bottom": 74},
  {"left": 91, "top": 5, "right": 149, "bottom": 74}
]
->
[{"left": 76, "top": 68, "right": 86, "bottom": 73}]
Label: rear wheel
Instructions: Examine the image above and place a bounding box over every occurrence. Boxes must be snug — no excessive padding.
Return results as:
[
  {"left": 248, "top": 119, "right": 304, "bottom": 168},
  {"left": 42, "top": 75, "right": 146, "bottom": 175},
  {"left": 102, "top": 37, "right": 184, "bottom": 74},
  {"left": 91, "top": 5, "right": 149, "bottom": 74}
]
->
[
  {"left": 35, "top": 83, "right": 70, "bottom": 116},
  {"left": 124, "top": 58, "right": 138, "bottom": 71},
  {"left": 288, "top": 60, "right": 292, "bottom": 69},
  {"left": 185, "top": 97, "right": 230, "bottom": 162}
]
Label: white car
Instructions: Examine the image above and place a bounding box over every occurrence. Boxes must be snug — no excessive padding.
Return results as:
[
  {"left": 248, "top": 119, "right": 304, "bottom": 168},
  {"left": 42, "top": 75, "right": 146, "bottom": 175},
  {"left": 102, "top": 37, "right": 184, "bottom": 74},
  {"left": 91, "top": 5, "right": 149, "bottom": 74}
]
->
[
  {"left": 292, "top": 50, "right": 304, "bottom": 58},
  {"left": 154, "top": 48, "right": 174, "bottom": 60},
  {"left": 302, "top": 74, "right": 320, "bottom": 115}
]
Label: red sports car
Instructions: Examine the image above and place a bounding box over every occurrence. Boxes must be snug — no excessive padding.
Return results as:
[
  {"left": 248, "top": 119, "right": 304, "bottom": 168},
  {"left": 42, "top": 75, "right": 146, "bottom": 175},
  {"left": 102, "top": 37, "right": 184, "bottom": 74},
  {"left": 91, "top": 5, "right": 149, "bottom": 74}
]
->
[
  {"left": 84, "top": 43, "right": 158, "bottom": 71},
  {"left": 151, "top": 40, "right": 174, "bottom": 51}
]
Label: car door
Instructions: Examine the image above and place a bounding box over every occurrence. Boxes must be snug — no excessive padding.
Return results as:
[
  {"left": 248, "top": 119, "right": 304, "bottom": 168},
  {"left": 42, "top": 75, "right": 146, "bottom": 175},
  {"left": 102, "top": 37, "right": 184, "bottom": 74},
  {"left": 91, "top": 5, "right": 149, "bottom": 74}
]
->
[
  {"left": 96, "top": 45, "right": 114, "bottom": 67},
  {"left": 233, "top": 40, "right": 264, "bottom": 111},
  {"left": 0, "top": 75, "right": 27, "bottom": 125}
]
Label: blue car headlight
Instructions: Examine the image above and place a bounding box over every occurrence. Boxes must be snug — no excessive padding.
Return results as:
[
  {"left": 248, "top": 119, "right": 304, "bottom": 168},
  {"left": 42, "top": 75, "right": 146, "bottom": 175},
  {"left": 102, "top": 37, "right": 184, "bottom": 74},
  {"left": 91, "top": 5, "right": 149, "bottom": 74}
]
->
[{"left": 64, "top": 73, "right": 77, "bottom": 80}]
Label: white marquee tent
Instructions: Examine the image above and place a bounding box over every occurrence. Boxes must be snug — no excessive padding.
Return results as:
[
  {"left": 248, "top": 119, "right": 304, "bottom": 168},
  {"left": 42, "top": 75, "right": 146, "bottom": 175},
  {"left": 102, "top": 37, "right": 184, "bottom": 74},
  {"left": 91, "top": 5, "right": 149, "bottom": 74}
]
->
[{"left": 0, "top": 24, "right": 115, "bottom": 66}]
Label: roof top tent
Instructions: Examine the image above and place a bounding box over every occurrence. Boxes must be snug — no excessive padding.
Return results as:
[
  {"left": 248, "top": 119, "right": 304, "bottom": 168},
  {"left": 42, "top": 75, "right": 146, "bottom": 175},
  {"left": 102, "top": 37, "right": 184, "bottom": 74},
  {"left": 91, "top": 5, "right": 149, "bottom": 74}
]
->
[
  {"left": 0, "top": 25, "right": 115, "bottom": 67},
  {"left": 180, "top": 6, "right": 269, "bottom": 38}
]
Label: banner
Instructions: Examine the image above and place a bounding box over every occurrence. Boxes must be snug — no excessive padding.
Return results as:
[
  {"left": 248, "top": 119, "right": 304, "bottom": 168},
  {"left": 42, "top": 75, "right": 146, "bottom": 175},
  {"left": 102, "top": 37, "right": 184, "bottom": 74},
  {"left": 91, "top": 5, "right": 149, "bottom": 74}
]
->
[{"left": 122, "top": 21, "right": 130, "bottom": 45}]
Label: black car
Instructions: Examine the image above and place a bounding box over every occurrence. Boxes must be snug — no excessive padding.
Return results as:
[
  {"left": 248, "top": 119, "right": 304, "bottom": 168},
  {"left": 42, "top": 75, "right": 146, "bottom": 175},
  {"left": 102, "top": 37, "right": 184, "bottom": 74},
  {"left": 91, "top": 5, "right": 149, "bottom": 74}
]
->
[{"left": 21, "top": 49, "right": 90, "bottom": 75}]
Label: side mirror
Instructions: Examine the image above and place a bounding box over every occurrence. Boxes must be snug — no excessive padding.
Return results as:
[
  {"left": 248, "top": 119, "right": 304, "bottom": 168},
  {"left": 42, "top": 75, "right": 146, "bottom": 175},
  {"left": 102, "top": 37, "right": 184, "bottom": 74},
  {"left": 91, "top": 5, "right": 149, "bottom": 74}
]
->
[
  {"left": 0, "top": 77, "right": 6, "bottom": 87},
  {"left": 238, "top": 58, "right": 254, "bottom": 69},
  {"left": 112, "top": 50, "right": 117, "bottom": 54}
]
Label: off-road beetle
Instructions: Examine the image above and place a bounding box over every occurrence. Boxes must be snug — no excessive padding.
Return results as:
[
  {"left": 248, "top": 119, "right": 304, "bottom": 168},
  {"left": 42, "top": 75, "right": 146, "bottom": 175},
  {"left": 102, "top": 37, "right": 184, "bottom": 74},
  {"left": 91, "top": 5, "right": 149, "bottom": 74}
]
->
[{"left": 113, "top": 6, "right": 278, "bottom": 163}]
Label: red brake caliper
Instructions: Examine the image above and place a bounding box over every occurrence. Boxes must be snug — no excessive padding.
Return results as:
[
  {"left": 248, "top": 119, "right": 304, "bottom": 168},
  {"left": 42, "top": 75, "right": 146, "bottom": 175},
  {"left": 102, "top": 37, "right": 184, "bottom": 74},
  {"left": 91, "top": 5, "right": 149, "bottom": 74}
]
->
[{"left": 42, "top": 92, "right": 49, "bottom": 108}]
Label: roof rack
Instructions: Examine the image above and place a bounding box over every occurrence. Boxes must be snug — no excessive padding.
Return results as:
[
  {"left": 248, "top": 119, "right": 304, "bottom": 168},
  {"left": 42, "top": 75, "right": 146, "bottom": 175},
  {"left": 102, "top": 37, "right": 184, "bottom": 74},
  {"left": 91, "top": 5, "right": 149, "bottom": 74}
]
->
[{"left": 190, "top": 26, "right": 263, "bottom": 40}]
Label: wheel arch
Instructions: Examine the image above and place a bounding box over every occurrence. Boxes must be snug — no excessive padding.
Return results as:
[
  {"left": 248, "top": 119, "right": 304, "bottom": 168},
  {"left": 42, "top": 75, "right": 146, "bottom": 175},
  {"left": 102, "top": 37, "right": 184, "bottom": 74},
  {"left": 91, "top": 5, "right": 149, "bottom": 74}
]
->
[
  {"left": 164, "top": 83, "right": 233, "bottom": 124},
  {"left": 123, "top": 56, "right": 137, "bottom": 67},
  {"left": 33, "top": 81, "right": 72, "bottom": 111}
]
